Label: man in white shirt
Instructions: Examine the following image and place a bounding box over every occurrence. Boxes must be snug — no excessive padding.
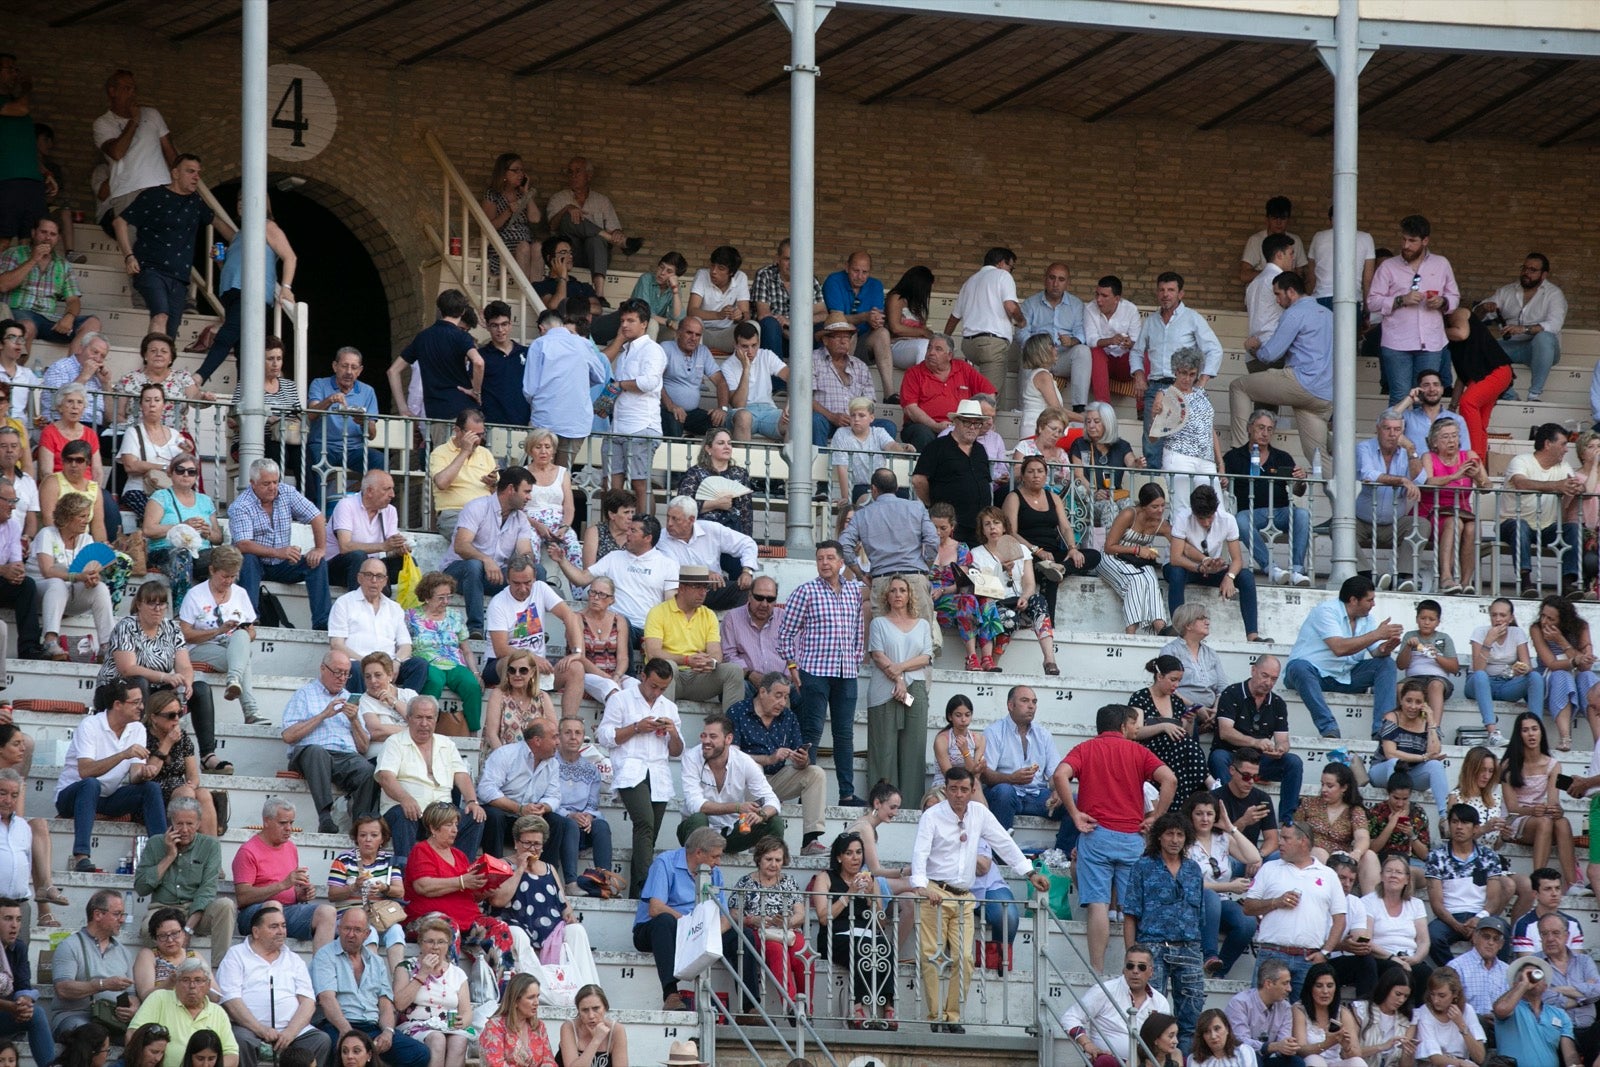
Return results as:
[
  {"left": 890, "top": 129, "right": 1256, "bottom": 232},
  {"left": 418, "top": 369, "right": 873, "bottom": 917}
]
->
[
  {"left": 1501, "top": 422, "right": 1584, "bottom": 599},
  {"left": 327, "top": 560, "right": 427, "bottom": 695},
  {"left": 1242, "top": 823, "right": 1346, "bottom": 999},
  {"left": 677, "top": 711, "right": 782, "bottom": 853},
  {"left": 944, "top": 248, "right": 1025, "bottom": 407},
  {"left": 608, "top": 299, "right": 667, "bottom": 514},
  {"left": 547, "top": 515, "right": 679, "bottom": 635},
  {"left": 724, "top": 322, "right": 790, "bottom": 443},
  {"left": 597, "top": 659, "right": 684, "bottom": 899},
  {"left": 1164, "top": 485, "right": 1266, "bottom": 642},
  {"left": 1062, "top": 943, "right": 1171, "bottom": 1066},
  {"left": 1306, "top": 204, "right": 1376, "bottom": 312},
  {"left": 0, "top": 771, "right": 40, "bottom": 929},
  {"left": 483, "top": 553, "right": 584, "bottom": 703},
  {"left": 479, "top": 719, "right": 570, "bottom": 869},
  {"left": 93, "top": 69, "right": 178, "bottom": 214},
  {"left": 53, "top": 679, "right": 164, "bottom": 874},
  {"left": 1244, "top": 234, "right": 1295, "bottom": 352},
  {"left": 1237, "top": 195, "right": 1306, "bottom": 285},
  {"left": 659, "top": 496, "right": 758, "bottom": 611},
  {"left": 217, "top": 902, "right": 330, "bottom": 1067},
  {"left": 1132, "top": 272, "right": 1225, "bottom": 467},
  {"left": 910, "top": 768, "right": 1049, "bottom": 1034},
  {"left": 1082, "top": 275, "right": 1143, "bottom": 408},
  {"left": 1475, "top": 252, "right": 1569, "bottom": 402},
  {"left": 328, "top": 471, "right": 407, "bottom": 593}
]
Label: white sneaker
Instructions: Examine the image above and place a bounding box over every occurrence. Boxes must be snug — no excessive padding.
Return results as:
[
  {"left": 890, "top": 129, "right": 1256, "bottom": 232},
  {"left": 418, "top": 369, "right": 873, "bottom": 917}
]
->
[
  {"left": 1397, "top": 576, "right": 1417, "bottom": 593},
  {"left": 1377, "top": 573, "right": 1394, "bottom": 591},
  {"left": 1270, "top": 567, "right": 1291, "bottom": 585},
  {"left": 1485, "top": 728, "right": 1507, "bottom": 748},
  {"left": 1291, "top": 570, "right": 1312, "bottom": 587}
]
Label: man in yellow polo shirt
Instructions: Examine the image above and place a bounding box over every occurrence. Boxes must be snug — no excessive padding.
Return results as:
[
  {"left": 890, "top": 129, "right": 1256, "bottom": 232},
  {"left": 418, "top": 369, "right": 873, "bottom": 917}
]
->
[
  {"left": 428, "top": 409, "right": 499, "bottom": 542},
  {"left": 643, "top": 566, "right": 745, "bottom": 711}
]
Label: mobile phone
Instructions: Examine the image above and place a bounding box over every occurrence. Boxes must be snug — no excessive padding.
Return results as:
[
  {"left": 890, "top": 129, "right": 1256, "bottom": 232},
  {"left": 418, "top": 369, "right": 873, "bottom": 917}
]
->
[{"left": 1558, "top": 774, "right": 1575, "bottom": 791}]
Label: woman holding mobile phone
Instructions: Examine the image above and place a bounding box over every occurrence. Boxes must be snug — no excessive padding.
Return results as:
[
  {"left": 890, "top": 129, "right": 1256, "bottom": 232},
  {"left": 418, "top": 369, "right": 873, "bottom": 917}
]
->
[
  {"left": 1129, "top": 655, "right": 1209, "bottom": 802},
  {"left": 1292, "top": 963, "right": 1362, "bottom": 1067},
  {"left": 481, "top": 153, "right": 542, "bottom": 282}
]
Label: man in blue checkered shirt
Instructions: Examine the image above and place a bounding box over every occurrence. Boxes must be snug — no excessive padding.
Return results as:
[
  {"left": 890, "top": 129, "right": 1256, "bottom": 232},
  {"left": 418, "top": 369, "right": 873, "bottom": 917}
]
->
[{"left": 228, "top": 456, "right": 332, "bottom": 629}]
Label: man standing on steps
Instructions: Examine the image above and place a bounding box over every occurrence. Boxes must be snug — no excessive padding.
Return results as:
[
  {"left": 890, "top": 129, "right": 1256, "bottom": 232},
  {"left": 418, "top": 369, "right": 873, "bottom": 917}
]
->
[
  {"left": 945, "top": 247, "right": 1025, "bottom": 406},
  {"left": 94, "top": 69, "right": 178, "bottom": 215},
  {"left": 1284, "top": 574, "right": 1402, "bottom": 739},
  {"left": 777, "top": 541, "right": 868, "bottom": 806},
  {"left": 115, "top": 154, "right": 229, "bottom": 339},
  {"left": 1131, "top": 272, "right": 1224, "bottom": 469},
  {"left": 981, "top": 686, "right": 1073, "bottom": 852},
  {"left": 1242, "top": 823, "right": 1346, "bottom": 1000},
  {"left": 910, "top": 767, "right": 1050, "bottom": 1035},
  {"left": 1055, "top": 703, "right": 1178, "bottom": 972},
  {"left": 386, "top": 289, "right": 484, "bottom": 422}
]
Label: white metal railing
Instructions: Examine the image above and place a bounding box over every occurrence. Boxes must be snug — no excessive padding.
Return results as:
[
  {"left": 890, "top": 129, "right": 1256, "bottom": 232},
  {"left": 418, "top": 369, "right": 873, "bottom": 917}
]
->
[{"left": 422, "top": 129, "right": 547, "bottom": 328}]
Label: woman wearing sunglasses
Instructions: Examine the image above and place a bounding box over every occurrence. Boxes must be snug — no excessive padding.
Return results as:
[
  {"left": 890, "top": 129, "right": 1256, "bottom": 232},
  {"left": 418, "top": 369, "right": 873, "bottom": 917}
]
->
[
  {"left": 38, "top": 437, "right": 108, "bottom": 544},
  {"left": 140, "top": 690, "right": 221, "bottom": 835},
  {"left": 484, "top": 650, "right": 556, "bottom": 751},
  {"left": 144, "top": 454, "right": 222, "bottom": 608}
]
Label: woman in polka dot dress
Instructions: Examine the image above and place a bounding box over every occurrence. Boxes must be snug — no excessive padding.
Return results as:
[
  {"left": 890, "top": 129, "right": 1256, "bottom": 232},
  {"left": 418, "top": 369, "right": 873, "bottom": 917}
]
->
[{"left": 489, "top": 813, "right": 583, "bottom": 976}]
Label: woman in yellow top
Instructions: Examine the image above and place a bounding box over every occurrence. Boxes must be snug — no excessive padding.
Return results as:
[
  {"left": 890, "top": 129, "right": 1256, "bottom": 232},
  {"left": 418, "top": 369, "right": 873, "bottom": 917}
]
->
[{"left": 38, "top": 438, "right": 107, "bottom": 542}]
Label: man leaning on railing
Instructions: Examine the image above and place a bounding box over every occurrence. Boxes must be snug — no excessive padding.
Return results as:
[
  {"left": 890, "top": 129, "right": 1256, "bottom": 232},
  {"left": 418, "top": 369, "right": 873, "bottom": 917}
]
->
[{"left": 909, "top": 767, "right": 1049, "bottom": 1035}]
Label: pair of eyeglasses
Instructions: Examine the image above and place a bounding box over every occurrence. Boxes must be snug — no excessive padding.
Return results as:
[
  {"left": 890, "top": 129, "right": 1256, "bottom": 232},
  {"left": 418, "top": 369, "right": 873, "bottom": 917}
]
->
[
  {"left": 1124, "top": 961, "right": 1150, "bottom": 972},
  {"left": 323, "top": 664, "right": 350, "bottom": 677},
  {"left": 751, "top": 593, "right": 777, "bottom": 603},
  {"left": 155, "top": 929, "right": 185, "bottom": 940},
  {"left": 153, "top": 712, "right": 181, "bottom": 721},
  {"left": 507, "top": 666, "right": 533, "bottom": 676},
  {"left": 64, "top": 456, "right": 87, "bottom": 465},
  {"left": 1236, "top": 771, "right": 1259, "bottom": 782},
  {"left": 590, "top": 590, "right": 614, "bottom": 599},
  {"left": 956, "top": 816, "right": 967, "bottom": 844},
  {"left": 359, "top": 571, "right": 387, "bottom": 580},
  {"left": 143, "top": 1026, "right": 171, "bottom": 1040},
  {"left": 172, "top": 466, "right": 197, "bottom": 476}
]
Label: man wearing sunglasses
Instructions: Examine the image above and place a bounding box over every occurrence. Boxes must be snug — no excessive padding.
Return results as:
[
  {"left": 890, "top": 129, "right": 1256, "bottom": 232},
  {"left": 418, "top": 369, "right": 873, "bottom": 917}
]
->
[
  {"left": 1062, "top": 944, "right": 1168, "bottom": 1067},
  {"left": 1211, "top": 748, "right": 1280, "bottom": 861},
  {"left": 720, "top": 575, "right": 786, "bottom": 701}
]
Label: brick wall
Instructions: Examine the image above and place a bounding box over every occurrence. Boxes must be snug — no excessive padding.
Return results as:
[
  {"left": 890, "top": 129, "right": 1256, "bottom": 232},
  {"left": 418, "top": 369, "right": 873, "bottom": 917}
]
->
[{"left": 15, "top": 13, "right": 1597, "bottom": 356}]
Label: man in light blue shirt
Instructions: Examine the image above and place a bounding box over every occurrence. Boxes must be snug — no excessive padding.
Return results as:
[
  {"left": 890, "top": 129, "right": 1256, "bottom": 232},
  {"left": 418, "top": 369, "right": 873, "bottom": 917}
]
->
[
  {"left": 631, "top": 827, "right": 750, "bottom": 1013},
  {"left": 281, "top": 651, "right": 377, "bottom": 834},
  {"left": 1132, "top": 272, "right": 1224, "bottom": 467},
  {"left": 306, "top": 346, "right": 384, "bottom": 507},
  {"left": 1284, "top": 575, "right": 1402, "bottom": 739},
  {"left": 311, "top": 910, "right": 428, "bottom": 1067},
  {"left": 522, "top": 317, "right": 609, "bottom": 465},
  {"left": 657, "top": 317, "right": 728, "bottom": 437},
  {"left": 479, "top": 719, "right": 570, "bottom": 869},
  {"left": 1390, "top": 369, "right": 1468, "bottom": 454},
  {"left": 1017, "top": 263, "right": 1091, "bottom": 410},
  {"left": 980, "top": 686, "right": 1073, "bottom": 851},
  {"left": 1229, "top": 272, "right": 1334, "bottom": 464},
  {"left": 1355, "top": 414, "right": 1423, "bottom": 590}
]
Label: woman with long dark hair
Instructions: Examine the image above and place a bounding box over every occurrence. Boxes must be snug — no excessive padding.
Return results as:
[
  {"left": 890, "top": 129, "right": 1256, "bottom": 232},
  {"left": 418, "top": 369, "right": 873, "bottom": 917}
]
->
[
  {"left": 1291, "top": 963, "right": 1361, "bottom": 1067},
  {"left": 1098, "top": 481, "right": 1171, "bottom": 635},
  {"left": 1502, "top": 710, "right": 1580, "bottom": 891},
  {"left": 1295, "top": 763, "right": 1378, "bottom": 890},
  {"left": 885, "top": 266, "right": 934, "bottom": 370},
  {"left": 1530, "top": 594, "right": 1596, "bottom": 750},
  {"left": 1128, "top": 656, "right": 1208, "bottom": 801},
  {"left": 808, "top": 832, "right": 895, "bottom": 1031}
]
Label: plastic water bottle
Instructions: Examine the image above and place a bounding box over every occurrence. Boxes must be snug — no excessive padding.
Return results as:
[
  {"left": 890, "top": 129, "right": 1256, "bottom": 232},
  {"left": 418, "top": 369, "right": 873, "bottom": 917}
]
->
[
  {"left": 1311, "top": 448, "right": 1323, "bottom": 483},
  {"left": 1249, "top": 443, "right": 1261, "bottom": 477}
]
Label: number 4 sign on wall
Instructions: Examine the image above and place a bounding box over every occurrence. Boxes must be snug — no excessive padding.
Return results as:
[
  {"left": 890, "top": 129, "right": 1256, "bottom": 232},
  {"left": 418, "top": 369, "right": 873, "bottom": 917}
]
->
[{"left": 267, "top": 64, "right": 337, "bottom": 162}]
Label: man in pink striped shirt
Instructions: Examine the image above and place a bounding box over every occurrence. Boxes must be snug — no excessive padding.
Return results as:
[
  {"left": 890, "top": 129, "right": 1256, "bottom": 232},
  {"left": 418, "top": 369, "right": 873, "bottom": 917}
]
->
[{"left": 1366, "top": 214, "right": 1460, "bottom": 406}]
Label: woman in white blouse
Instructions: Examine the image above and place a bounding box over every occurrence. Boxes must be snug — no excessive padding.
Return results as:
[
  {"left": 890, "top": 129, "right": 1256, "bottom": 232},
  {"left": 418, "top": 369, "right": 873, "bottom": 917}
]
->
[
  {"left": 1410, "top": 969, "right": 1484, "bottom": 1067},
  {"left": 33, "top": 493, "right": 113, "bottom": 659},
  {"left": 865, "top": 576, "right": 933, "bottom": 805},
  {"left": 596, "top": 659, "right": 683, "bottom": 900},
  {"left": 1357, "top": 855, "right": 1431, "bottom": 989}
]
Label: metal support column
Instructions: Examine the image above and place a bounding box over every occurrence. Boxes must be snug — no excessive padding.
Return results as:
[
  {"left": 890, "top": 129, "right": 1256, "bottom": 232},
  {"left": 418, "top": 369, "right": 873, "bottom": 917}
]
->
[
  {"left": 238, "top": 0, "right": 268, "bottom": 484},
  {"left": 774, "top": 0, "right": 833, "bottom": 558},
  {"left": 1320, "top": 0, "right": 1371, "bottom": 585}
]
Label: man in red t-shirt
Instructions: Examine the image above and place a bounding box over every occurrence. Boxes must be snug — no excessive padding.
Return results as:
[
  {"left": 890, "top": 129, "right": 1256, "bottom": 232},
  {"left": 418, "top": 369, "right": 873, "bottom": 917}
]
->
[
  {"left": 900, "top": 334, "right": 996, "bottom": 452},
  {"left": 1054, "top": 703, "right": 1177, "bottom": 971}
]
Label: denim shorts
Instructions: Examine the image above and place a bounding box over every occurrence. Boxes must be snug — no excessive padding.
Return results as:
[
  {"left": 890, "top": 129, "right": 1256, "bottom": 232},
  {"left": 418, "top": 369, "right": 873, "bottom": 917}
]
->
[
  {"left": 1075, "top": 826, "right": 1145, "bottom": 905},
  {"left": 738, "top": 403, "right": 783, "bottom": 439}
]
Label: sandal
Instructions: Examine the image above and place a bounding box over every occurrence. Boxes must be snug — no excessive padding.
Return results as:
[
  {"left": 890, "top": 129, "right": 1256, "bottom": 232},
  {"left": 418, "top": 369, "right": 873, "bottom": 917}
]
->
[
  {"left": 965, "top": 653, "right": 982, "bottom": 672},
  {"left": 980, "top": 655, "right": 999, "bottom": 672},
  {"left": 1043, "top": 662, "right": 1061, "bottom": 675},
  {"left": 35, "top": 910, "right": 61, "bottom": 928},
  {"left": 202, "top": 754, "right": 234, "bottom": 775},
  {"left": 40, "top": 885, "right": 68, "bottom": 906},
  {"left": 1247, "top": 635, "right": 1276, "bottom": 644},
  {"left": 1559, "top": 735, "right": 1574, "bottom": 752}
]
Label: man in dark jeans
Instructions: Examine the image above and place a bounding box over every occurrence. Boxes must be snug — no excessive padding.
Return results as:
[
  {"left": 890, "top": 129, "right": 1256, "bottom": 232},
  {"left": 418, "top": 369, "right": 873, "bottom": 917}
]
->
[
  {"left": 0, "top": 479, "right": 41, "bottom": 659},
  {"left": 631, "top": 827, "right": 757, "bottom": 1015}
]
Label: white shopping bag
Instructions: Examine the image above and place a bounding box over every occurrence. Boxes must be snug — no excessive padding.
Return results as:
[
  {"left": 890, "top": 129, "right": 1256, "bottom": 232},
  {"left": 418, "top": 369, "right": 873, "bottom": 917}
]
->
[
  {"left": 673, "top": 899, "right": 724, "bottom": 979},
  {"left": 541, "top": 925, "right": 599, "bottom": 1006}
]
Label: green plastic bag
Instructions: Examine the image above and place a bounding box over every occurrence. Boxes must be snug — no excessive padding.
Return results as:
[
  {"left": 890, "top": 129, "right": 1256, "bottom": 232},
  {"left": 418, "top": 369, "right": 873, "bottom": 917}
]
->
[{"left": 1035, "top": 856, "right": 1073, "bottom": 920}]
